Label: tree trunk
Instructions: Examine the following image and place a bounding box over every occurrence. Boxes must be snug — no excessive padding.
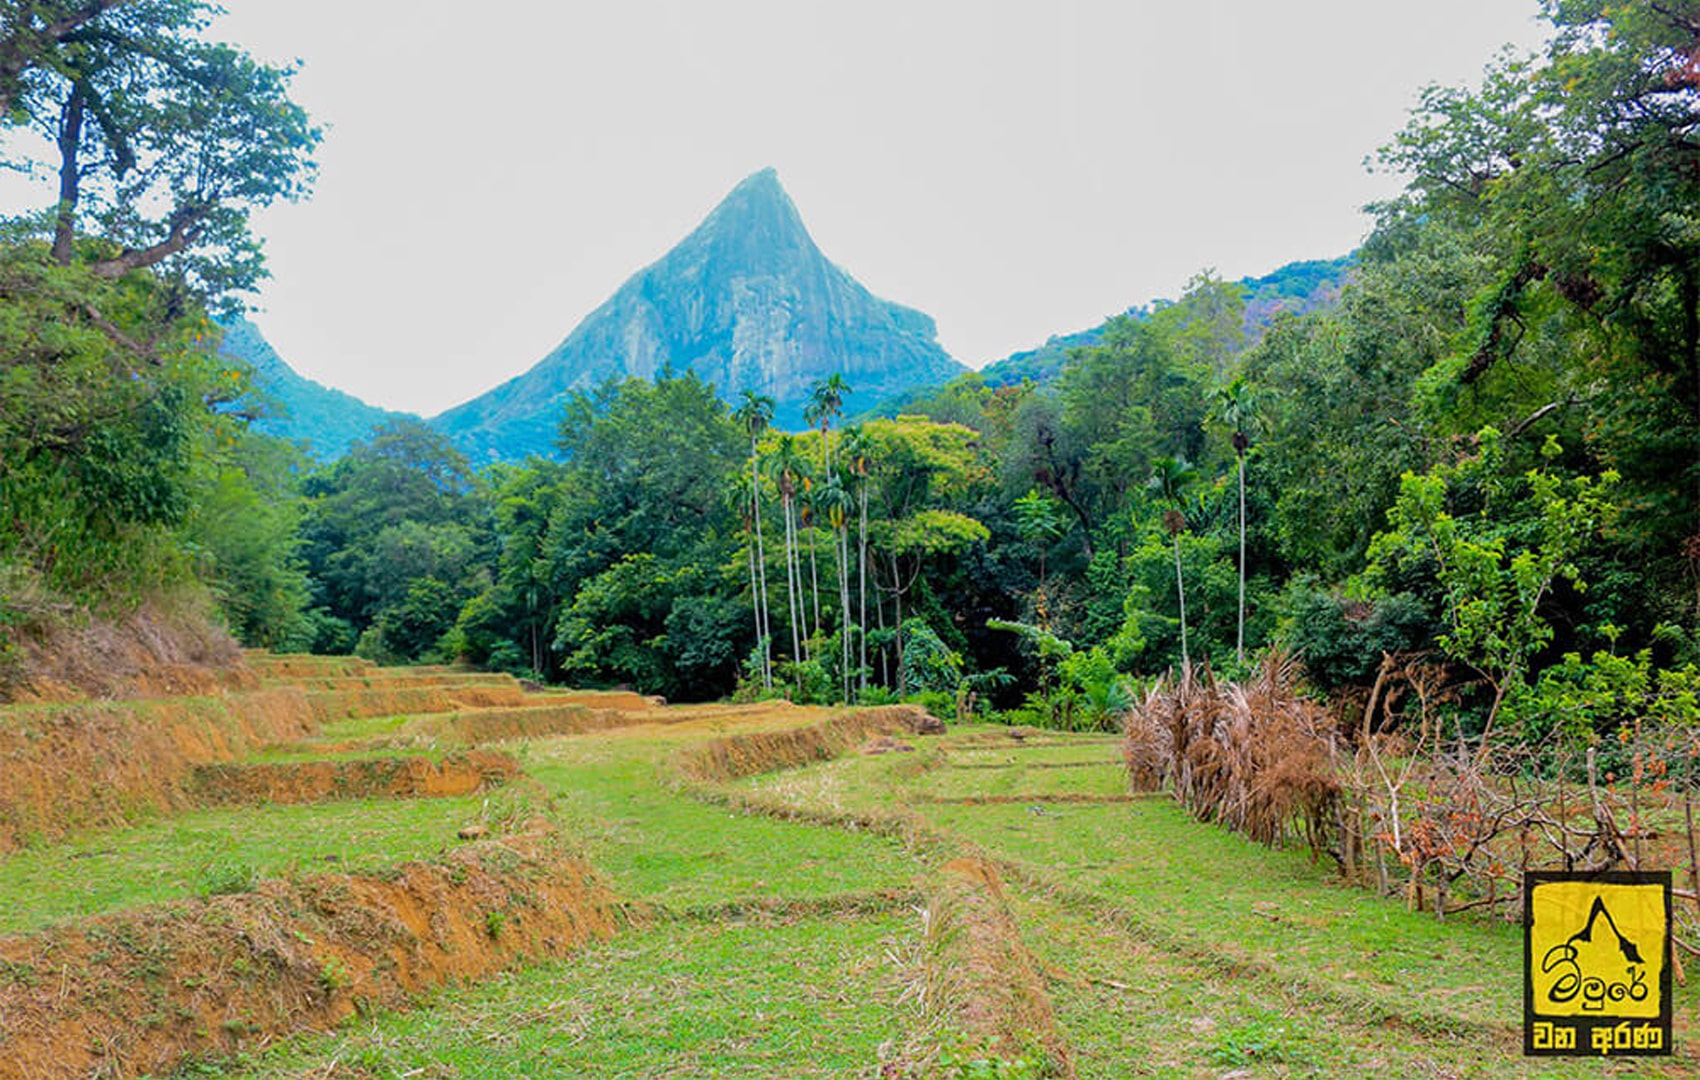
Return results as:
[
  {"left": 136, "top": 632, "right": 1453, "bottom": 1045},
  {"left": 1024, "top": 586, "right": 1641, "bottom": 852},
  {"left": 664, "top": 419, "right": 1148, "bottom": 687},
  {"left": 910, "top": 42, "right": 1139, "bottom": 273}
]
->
[
  {"left": 1236, "top": 449, "right": 1246, "bottom": 666},
  {"left": 893, "top": 553, "right": 907, "bottom": 697},
  {"left": 782, "top": 493, "right": 804, "bottom": 665},
  {"left": 838, "top": 525, "right": 851, "bottom": 703},
  {"left": 746, "top": 521, "right": 762, "bottom": 684},
  {"left": 1173, "top": 533, "right": 1190, "bottom": 670},
  {"left": 750, "top": 443, "right": 772, "bottom": 688},
  {"left": 858, "top": 482, "right": 868, "bottom": 695},
  {"left": 807, "top": 520, "right": 822, "bottom": 639},
  {"left": 51, "top": 85, "right": 85, "bottom": 265}
]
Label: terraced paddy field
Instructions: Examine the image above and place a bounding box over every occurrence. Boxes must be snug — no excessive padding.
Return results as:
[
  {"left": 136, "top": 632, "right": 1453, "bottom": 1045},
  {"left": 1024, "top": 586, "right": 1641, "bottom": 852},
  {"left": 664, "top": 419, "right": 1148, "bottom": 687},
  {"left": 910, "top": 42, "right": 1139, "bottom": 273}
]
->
[{"left": 1, "top": 654, "right": 1693, "bottom": 1077}]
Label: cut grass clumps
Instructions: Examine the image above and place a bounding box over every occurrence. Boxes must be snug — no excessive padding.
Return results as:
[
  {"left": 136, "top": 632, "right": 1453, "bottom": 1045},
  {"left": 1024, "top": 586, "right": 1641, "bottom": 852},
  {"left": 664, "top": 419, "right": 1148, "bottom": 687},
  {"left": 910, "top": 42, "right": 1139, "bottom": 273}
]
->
[
  {"left": 0, "top": 829, "right": 616, "bottom": 1080},
  {"left": 187, "top": 748, "right": 521, "bottom": 806},
  {"left": 919, "top": 857, "right": 1071, "bottom": 1079},
  {"left": 0, "top": 688, "right": 316, "bottom": 852}
]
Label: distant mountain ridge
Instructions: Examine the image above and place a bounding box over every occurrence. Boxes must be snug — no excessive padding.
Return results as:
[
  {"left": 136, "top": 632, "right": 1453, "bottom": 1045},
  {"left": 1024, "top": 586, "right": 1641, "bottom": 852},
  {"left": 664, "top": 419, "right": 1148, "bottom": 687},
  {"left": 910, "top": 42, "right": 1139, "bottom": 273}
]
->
[
  {"left": 972, "top": 255, "right": 1355, "bottom": 388},
  {"left": 431, "top": 168, "right": 968, "bottom": 461},
  {"left": 218, "top": 317, "right": 410, "bottom": 461},
  {"left": 225, "top": 188, "right": 1354, "bottom": 464}
]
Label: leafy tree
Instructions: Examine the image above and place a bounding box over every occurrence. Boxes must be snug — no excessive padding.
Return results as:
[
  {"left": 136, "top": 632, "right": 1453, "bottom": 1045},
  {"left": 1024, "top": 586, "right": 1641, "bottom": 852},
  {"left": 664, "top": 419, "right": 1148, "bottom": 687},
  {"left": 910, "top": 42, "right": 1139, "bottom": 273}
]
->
[
  {"left": 5, "top": 0, "right": 319, "bottom": 297},
  {"left": 1012, "top": 489, "right": 1068, "bottom": 592},
  {"left": 296, "top": 419, "right": 486, "bottom": 659},
  {"left": 858, "top": 417, "right": 990, "bottom": 693},
  {"left": 1373, "top": 0, "right": 1700, "bottom": 627},
  {"left": 1365, "top": 429, "right": 1620, "bottom": 748},
  {"left": 543, "top": 371, "right": 746, "bottom": 699}
]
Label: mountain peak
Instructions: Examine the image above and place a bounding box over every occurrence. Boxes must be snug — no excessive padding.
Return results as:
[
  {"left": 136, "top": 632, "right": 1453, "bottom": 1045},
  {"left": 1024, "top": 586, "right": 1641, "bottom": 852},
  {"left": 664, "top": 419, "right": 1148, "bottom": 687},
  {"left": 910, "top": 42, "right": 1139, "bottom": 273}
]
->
[
  {"left": 432, "top": 172, "right": 966, "bottom": 461},
  {"left": 690, "top": 168, "right": 812, "bottom": 260}
]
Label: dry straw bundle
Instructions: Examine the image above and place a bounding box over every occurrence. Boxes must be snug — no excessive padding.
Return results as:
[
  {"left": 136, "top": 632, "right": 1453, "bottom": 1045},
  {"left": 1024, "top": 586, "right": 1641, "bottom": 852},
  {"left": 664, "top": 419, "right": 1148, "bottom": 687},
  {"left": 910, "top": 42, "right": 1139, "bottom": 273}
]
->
[{"left": 1124, "top": 651, "right": 1339, "bottom": 852}]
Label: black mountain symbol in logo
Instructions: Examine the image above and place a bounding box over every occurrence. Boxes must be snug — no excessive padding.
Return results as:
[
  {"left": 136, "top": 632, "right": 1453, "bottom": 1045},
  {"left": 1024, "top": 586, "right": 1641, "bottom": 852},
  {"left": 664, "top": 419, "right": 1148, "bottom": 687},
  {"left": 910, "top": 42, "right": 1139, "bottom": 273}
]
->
[{"left": 1569, "top": 895, "right": 1643, "bottom": 965}]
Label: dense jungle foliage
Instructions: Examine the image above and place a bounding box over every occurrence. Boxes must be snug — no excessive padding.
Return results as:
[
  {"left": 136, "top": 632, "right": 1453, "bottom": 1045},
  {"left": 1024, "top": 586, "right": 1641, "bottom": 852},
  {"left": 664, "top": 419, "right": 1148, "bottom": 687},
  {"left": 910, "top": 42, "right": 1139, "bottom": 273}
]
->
[{"left": 1, "top": 2, "right": 1696, "bottom": 749}]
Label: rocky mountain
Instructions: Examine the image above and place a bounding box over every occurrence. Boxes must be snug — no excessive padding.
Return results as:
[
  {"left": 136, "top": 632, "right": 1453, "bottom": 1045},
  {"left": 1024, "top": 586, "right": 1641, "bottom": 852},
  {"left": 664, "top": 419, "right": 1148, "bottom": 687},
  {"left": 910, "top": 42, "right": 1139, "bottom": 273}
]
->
[
  {"left": 431, "top": 168, "right": 967, "bottom": 461},
  {"left": 218, "top": 317, "right": 407, "bottom": 461}
]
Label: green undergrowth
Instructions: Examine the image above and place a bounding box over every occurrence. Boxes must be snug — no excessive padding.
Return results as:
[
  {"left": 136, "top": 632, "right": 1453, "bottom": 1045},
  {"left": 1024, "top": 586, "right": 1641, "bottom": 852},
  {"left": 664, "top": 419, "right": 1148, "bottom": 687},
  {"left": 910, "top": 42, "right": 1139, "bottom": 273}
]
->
[
  {"left": 0, "top": 794, "right": 490, "bottom": 933},
  {"left": 208, "top": 912, "right": 918, "bottom": 1079}
]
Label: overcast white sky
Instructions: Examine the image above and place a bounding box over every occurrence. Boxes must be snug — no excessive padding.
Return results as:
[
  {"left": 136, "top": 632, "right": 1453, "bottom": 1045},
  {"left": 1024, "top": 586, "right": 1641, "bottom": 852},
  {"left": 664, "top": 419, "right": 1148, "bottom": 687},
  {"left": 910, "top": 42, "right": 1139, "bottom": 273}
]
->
[{"left": 10, "top": 2, "right": 1554, "bottom": 415}]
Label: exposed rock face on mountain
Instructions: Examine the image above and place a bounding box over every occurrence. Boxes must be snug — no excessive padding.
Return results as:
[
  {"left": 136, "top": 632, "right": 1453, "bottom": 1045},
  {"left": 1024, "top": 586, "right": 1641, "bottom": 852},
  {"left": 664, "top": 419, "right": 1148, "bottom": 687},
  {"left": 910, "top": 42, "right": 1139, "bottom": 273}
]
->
[
  {"left": 432, "top": 168, "right": 966, "bottom": 461},
  {"left": 219, "top": 317, "right": 407, "bottom": 461}
]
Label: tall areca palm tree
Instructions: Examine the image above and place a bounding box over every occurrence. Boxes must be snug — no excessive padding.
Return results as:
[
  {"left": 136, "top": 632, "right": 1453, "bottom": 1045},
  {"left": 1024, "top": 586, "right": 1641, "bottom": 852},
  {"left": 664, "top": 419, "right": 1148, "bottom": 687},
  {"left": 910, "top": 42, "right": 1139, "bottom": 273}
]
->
[
  {"left": 1214, "top": 377, "right": 1257, "bottom": 665},
  {"left": 724, "top": 472, "right": 766, "bottom": 685},
  {"left": 805, "top": 373, "right": 852, "bottom": 474},
  {"left": 767, "top": 435, "right": 809, "bottom": 665},
  {"left": 841, "top": 425, "right": 873, "bottom": 696},
  {"left": 817, "top": 472, "right": 854, "bottom": 702},
  {"left": 732, "top": 391, "right": 776, "bottom": 687},
  {"left": 1148, "top": 456, "right": 1198, "bottom": 670}
]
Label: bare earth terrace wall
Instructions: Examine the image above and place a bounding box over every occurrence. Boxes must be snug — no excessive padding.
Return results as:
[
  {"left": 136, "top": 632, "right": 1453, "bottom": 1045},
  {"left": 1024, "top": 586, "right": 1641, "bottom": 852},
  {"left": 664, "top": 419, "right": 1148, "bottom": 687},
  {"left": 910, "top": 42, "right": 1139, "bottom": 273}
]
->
[
  {"left": 0, "top": 832, "right": 617, "bottom": 1080},
  {"left": 187, "top": 749, "right": 521, "bottom": 805},
  {"left": 677, "top": 705, "right": 944, "bottom": 783},
  {"left": 0, "top": 688, "right": 314, "bottom": 851}
]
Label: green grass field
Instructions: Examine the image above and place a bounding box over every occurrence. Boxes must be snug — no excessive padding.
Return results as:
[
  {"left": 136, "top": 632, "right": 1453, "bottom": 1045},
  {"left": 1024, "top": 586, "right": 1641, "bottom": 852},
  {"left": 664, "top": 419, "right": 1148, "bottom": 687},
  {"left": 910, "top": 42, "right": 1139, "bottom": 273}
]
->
[{"left": 3, "top": 686, "right": 1691, "bottom": 1078}]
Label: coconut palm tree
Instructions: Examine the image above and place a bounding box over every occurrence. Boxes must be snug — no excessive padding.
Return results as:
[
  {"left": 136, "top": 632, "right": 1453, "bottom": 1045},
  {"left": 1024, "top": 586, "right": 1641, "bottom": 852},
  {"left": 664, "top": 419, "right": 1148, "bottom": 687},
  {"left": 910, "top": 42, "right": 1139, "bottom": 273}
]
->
[
  {"left": 1215, "top": 377, "right": 1257, "bottom": 666},
  {"left": 732, "top": 390, "right": 776, "bottom": 687},
  {"left": 1148, "top": 456, "right": 1198, "bottom": 670}
]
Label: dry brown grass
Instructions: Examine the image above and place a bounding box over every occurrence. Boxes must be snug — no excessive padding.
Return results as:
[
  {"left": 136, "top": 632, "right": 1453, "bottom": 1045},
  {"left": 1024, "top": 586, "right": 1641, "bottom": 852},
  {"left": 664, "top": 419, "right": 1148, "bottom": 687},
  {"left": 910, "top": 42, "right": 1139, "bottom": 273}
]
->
[
  {"left": 676, "top": 705, "right": 942, "bottom": 783},
  {"left": 302, "top": 683, "right": 530, "bottom": 724},
  {"left": 187, "top": 750, "right": 521, "bottom": 806},
  {"left": 3, "top": 600, "right": 252, "bottom": 703},
  {"left": 0, "top": 688, "right": 317, "bottom": 851},
  {"left": 243, "top": 654, "right": 374, "bottom": 679},
  {"left": 920, "top": 857, "right": 1072, "bottom": 1077},
  {"left": 1124, "top": 652, "right": 1339, "bottom": 851},
  {"left": 0, "top": 829, "right": 616, "bottom": 1080}
]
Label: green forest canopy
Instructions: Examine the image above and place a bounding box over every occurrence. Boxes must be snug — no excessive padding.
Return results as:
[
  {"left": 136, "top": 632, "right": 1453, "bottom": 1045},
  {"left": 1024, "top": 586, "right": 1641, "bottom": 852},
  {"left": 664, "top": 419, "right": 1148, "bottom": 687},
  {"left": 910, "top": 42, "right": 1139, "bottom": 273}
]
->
[{"left": 1, "top": 2, "right": 1695, "bottom": 752}]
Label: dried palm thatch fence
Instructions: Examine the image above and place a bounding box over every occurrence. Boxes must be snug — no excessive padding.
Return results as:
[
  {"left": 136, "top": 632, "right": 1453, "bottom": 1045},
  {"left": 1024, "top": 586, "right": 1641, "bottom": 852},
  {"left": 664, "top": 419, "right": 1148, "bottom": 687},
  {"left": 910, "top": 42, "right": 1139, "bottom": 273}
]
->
[
  {"left": 1127, "top": 650, "right": 1700, "bottom": 954},
  {"left": 1124, "top": 652, "right": 1338, "bottom": 852}
]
